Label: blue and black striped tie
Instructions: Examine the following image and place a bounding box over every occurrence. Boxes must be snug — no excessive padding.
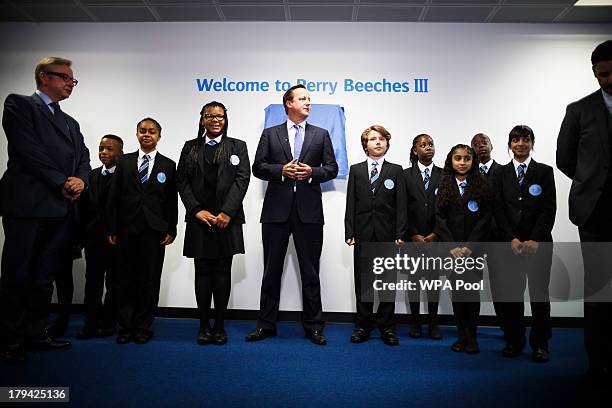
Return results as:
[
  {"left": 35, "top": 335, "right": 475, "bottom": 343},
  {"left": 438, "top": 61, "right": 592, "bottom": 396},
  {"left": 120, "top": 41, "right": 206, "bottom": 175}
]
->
[
  {"left": 139, "top": 154, "right": 150, "bottom": 184},
  {"left": 370, "top": 162, "right": 379, "bottom": 193},
  {"left": 517, "top": 163, "right": 526, "bottom": 186}
]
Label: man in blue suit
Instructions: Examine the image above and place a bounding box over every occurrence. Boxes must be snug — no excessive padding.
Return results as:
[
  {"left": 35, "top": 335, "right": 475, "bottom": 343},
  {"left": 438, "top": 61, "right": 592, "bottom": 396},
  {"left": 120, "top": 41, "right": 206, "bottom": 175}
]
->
[
  {"left": 247, "top": 84, "right": 338, "bottom": 345},
  {"left": 0, "top": 57, "right": 90, "bottom": 364}
]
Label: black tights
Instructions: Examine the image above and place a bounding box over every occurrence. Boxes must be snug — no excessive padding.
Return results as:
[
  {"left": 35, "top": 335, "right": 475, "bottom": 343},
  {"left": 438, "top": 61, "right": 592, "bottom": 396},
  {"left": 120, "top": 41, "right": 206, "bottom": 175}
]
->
[{"left": 194, "top": 257, "right": 233, "bottom": 331}]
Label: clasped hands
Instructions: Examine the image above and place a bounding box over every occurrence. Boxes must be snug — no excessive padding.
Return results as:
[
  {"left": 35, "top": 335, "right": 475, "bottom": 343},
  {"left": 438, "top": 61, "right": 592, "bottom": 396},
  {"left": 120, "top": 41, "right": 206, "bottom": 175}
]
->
[
  {"left": 62, "top": 176, "right": 85, "bottom": 202},
  {"left": 282, "top": 159, "right": 312, "bottom": 181},
  {"left": 196, "top": 210, "right": 231, "bottom": 229},
  {"left": 346, "top": 238, "right": 405, "bottom": 246},
  {"left": 511, "top": 238, "right": 539, "bottom": 255}
]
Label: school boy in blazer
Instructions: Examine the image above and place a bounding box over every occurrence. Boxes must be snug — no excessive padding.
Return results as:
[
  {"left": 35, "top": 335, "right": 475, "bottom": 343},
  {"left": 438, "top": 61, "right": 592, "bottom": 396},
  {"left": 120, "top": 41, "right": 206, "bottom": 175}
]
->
[
  {"left": 106, "top": 118, "right": 178, "bottom": 345},
  {"left": 494, "top": 125, "right": 556, "bottom": 363},
  {"left": 345, "top": 125, "right": 406, "bottom": 345}
]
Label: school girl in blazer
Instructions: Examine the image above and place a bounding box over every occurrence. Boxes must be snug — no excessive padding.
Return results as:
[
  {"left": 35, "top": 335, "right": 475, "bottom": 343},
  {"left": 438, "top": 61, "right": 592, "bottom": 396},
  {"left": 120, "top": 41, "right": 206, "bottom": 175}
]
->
[
  {"left": 435, "top": 144, "right": 492, "bottom": 354},
  {"left": 404, "top": 134, "right": 444, "bottom": 340},
  {"left": 345, "top": 125, "right": 406, "bottom": 346},
  {"left": 493, "top": 125, "right": 556, "bottom": 363},
  {"left": 176, "top": 101, "right": 250, "bottom": 345}
]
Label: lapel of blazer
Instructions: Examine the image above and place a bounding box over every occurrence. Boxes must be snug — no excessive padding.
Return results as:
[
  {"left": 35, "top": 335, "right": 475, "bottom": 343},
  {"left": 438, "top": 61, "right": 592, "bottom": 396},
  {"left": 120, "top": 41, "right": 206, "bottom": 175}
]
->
[
  {"left": 217, "top": 137, "right": 230, "bottom": 182},
  {"left": 32, "top": 93, "right": 71, "bottom": 139},
  {"left": 504, "top": 162, "right": 521, "bottom": 197},
  {"left": 410, "top": 166, "right": 427, "bottom": 200},
  {"left": 523, "top": 159, "right": 538, "bottom": 191},
  {"left": 592, "top": 91, "right": 610, "bottom": 159},
  {"left": 373, "top": 160, "right": 390, "bottom": 195},
  {"left": 298, "top": 123, "right": 315, "bottom": 162},
  {"left": 130, "top": 152, "right": 145, "bottom": 191},
  {"left": 277, "top": 124, "right": 292, "bottom": 162}
]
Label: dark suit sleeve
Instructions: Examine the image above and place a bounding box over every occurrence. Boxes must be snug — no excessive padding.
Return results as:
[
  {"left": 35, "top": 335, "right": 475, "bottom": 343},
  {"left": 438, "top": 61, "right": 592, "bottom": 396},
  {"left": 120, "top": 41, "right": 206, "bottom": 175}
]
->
[
  {"left": 344, "top": 166, "right": 356, "bottom": 241},
  {"left": 493, "top": 170, "right": 515, "bottom": 242},
  {"left": 467, "top": 199, "right": 491, "bottom": 244},
  {"left": 434, "top": 204, "right": 453, "bottom": 243},
  {"left": 165, "top": 160, "right": 178, "bottom": 238},
  {"left": 395, "top": 169, "right": 407, "bottom": 240},
  {"left": 310, "top": 129, "right": 338, "bottom": 183},
  {"left": 105, "top": 158, "right": 123, "bottom": 236},
  {"left": 71, "top": 119, "right": 91, "bottom": 183},
  {"left": 2, "top": 94, "right": 67, "bottom": 189},
  {"left": 252, "top": 129, "right": 284, "bottom": 181},
  {"left": 556, "top": 104, "right": 579, "bottom": 179},
  {"left": 176, "top": 142, "right": 201, "bottom": 218},
  {"left": 530, "top": 166, "right": 556, "bottom": 242},
  {"left": 220, "top": 141, "right": 251, "bottom": 218},
  {"left": 404, "top": 174, "right": 417, "bottom": 239}
]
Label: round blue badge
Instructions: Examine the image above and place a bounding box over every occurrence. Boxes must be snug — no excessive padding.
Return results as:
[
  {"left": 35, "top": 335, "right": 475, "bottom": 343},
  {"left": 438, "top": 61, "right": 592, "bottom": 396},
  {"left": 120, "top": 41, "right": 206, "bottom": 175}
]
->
[
  {"left": 157, "top": 172, "right": 166, "bottom": 183},
  {"left": 467, "top": 200, "right": 479, "bottom": 212},
  {"left": 529, "top": 184, "right": 542, "bottom": 196},
  {"left": 384, "top": 179, "right": 395, "bottom": 190},
  {"left": 230, "top": 154, "right": 240, "bottom": 166}
]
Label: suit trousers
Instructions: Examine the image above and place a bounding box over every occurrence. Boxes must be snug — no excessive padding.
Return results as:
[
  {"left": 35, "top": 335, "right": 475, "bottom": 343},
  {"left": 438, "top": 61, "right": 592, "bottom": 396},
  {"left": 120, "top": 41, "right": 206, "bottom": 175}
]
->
[
  {"left": 258, "top": 196, "right": 324, "bottom": 331},
  {"left": 83, "top": 237, "right": 118, "bottom": 330},
  {"left": 0, "top": 214, "right": 74, "bottom": 345},
  {"left": 116, "top": 228, "right": 165, "bottom": 332}
]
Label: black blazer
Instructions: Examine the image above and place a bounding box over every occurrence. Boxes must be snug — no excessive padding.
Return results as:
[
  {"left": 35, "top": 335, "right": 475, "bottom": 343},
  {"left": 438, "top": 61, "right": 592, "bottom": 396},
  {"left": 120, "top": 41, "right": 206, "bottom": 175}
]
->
[
  {"left": 80, "top": 166, "right": 114, "bottom": 241},
  {"left": 0, "top": 93, "right": 90, "bottom": 217},
  {"left": 481, "top": 160, "right": 503, "bottom": 241},
  {"left": 404, "top": 164, "right": 442, "bottom": 238},
  {"left": 252, "top": 122, "right": 338, "bottom": 224},
  {"left": 557, "top": 90, "right": 611, "bottom": 227},
  {"left": 493, "top": 160, "right": 556, "bottom": 243},
  {"left": 435, "top": 181, "right": 491, "bottom": 245},
  {"left": 106, "top": 151, "right": 178, "bottom": 238},
  {"left": 344, "top": 160, "right": 407, "bottom": 242}
]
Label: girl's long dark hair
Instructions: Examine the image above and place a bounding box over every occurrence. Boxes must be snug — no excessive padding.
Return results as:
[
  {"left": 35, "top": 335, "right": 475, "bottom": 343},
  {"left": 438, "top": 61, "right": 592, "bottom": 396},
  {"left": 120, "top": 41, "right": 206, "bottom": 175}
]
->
[
  {"left": 185, "top": 101, "right": 229, "bottom": 176},
  {"left": 436, "top": 144, "right": 491, "bottom": 208}
]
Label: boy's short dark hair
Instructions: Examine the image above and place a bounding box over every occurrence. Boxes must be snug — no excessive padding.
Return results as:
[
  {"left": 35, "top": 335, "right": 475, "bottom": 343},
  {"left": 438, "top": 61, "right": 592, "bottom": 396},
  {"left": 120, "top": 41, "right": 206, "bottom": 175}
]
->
[{"left": 102, "top": 134, "right": 124, "bottom": 147}]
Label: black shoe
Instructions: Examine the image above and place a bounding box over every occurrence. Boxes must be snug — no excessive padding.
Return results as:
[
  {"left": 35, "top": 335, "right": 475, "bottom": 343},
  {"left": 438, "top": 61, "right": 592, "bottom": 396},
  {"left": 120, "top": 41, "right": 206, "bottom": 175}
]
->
[
  {"left": 350, "top": 328, "right": 371, "bottom": 343},
  {"left": 197, "top": 328, "right": 213, "bottom": 345},
  {"left": 76, "top": 327, "right": 98, "bottom": 340},
  {"left": 532, "top": 348, "right": 549, "bottom": 363},
  {"left": 451, "top": 338, "right": 467, "bottom": 352},
  {"left": 97, "top": 327, "right": 116, "bottom": 338},
  {"left": 116, "top": 330, "right": 132, "bottom": 344},
  {"left": 409, "top": 324, "right": 422, "bottom": 339},
  {"left": 501, "top": 342, "right": 523, "bottom": 358},
  {"left": 48, "top": 315, "right": 69, "bottom": 337},
  {"left": 1, "top": 344, "right": 28, "bottom": 365},
  {"left": 465, "top": 334, "right": 480, "bottom": 354},
  {"left": 381, "top": 329, "right": 399, "bottom": 346},
  {"left": 213, "top": 329, "right": 228, "bottom": 345},
  {"left": 27, "top": 336, "right": 71, "bottom": 351},
  {"left": 305, "top": 329, "right": 327, "bottom": 346},
  {"left": 133, "top": 330, "right": 153, "bottom": 344},
  {"left": 245, "top": 327, "right": 277, "bottom": 342},
  {"left": 428, "top": 324, "right": 442, "bottom": 340}
]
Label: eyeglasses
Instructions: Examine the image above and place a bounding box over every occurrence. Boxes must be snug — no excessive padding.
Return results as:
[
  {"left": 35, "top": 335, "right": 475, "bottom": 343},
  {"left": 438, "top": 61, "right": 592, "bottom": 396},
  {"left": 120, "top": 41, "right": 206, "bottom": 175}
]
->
[
  {"left": 44, "top": 71, "right": 78, "bottom": 86},
  {"left": 203, "top": 114, "right": 225, "bottom": 121}
]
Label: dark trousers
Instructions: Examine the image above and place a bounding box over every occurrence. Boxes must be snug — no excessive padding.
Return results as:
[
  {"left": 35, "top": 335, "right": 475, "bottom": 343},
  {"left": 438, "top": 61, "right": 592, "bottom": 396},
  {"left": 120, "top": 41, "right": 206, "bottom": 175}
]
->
[
  {"left": 0, "top": 215, "right": 73, "bottom": 345},
  {"left": 83, "top": 236, "right": 118, "bottom": 330},
  {"left": 579, "top": 195, "right": 612, "bottom": 371},
  {"left": 115, "top": 228, "right": 165, "bottom": 333},
  {"left": 53, "top": 255, "right": 75, "bottom": 317},
  {"left": 493, "top": 245, "right": 553, "bottom": 350},
  {"left": 194, "top": 257, "right": 233, "bottom": 331},
  {"left": 451, "top": 264, "right": 482, "bottom": 333},
  {"left": 257, "top": 198, "right": 324, "bottom": 331},
  {"left": 353, "top": 242, "right": 395, "bottom": 332}
]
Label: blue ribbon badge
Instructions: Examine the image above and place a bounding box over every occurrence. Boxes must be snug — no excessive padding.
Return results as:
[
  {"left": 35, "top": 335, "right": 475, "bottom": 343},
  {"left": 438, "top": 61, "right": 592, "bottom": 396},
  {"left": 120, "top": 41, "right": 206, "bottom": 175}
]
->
[
  {"left": 157, "top": 172, "right": 166, "bottom": 183},
  {"left": 384, "top": 179, "right": 395, "bottom": 190},
  {"left": 230, "top": 154, "right": 240, "bottom": 166},
  {"left": 528, "top": 184, "right": 542, "bottom": 197},
  {"left": 467, "top": 200, "right": 479, "bottom": 212}
]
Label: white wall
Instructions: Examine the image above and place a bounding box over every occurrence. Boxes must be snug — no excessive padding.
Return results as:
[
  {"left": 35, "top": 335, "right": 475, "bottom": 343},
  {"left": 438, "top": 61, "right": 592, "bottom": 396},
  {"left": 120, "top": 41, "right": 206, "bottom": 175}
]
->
[{"left": 0, "top": 22, "right": 609, "bottom": 317}]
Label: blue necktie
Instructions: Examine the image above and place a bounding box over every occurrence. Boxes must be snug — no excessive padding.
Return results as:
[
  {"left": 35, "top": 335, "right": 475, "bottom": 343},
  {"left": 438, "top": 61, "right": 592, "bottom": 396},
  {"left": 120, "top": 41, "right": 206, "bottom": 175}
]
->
[
  {"left": 102, "top": 169, "right": 110, "bottom": 176},
  {"left": 423, "top": 168, "right": 430, "bottom": 190},
  {"left": 293, "top": 124, "right": 303, "bottom": 160},
  {"left": 459, "top": 181, "right": 467, "bottom": 196},
  {"left": 480, "top": 164, "right": 488, "bottom": 175},
  {"left": 139, "top": 155, "right": 150, "bottom": 184},
  {"left": 207, "top": 139, "right": 217, "bottom": 146},
  {"left": 370, "top": 162, "right": 379, "bottom": 193},
  {"left": 517, "top": 163, "right": 526, "bottom": 186}
]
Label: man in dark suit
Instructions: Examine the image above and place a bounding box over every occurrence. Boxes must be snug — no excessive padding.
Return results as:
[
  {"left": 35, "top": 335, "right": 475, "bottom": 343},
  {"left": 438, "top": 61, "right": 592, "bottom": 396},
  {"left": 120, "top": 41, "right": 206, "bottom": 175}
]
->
[
  {"left": 248, "top": 84, "right": 338, "bottom": 345},
  {"left": 557, "top": 40, "right": 612, "bottom": 384},
  {"left": 0, "top": 57, "right": 90, "bottom": 364},
  {"left": 106, "top": 118, "right": 178, "bottom": 345}
]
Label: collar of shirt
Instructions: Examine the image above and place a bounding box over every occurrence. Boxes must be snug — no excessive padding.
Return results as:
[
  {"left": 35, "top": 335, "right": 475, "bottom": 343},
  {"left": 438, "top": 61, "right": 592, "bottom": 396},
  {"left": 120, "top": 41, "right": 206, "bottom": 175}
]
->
[
  {"left": 138, "top": 149, "right": 157, "bottom": 162},
  {"left": 35, "top": 90, "right": 55, "bottom": 113},
  {"left": 367, "top": 156, "right": 385, "bottom": 171},
  {"left": 455, "top": 177, "right": 467, "bottom": 188},
  {"left": 205, "top": 133, "right": 223, "bottom": 145},
  {"left": 102, "top": 165, "right": 116, "bottom": 174},
  {"left": 417, "top": 161, "right": 433, "bottom": 179},
  {"left": 287, "top": 118, "right": 306, "bottom": 133},
  {"left": 602, "top": 89, "right": 612, "bottom": 114},
  {"left": 512, "top": 156, "right": 531, "bottom": 173},
  {"left": 481, "top": 159, "right": 494, "bottom": 173}
]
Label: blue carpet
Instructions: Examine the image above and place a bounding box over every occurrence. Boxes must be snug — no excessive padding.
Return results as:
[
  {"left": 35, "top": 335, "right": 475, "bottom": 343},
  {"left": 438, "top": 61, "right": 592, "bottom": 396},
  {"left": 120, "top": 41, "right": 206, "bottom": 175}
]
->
[{"left": 0, "top": 318, "right": 587, "bottom": 407}]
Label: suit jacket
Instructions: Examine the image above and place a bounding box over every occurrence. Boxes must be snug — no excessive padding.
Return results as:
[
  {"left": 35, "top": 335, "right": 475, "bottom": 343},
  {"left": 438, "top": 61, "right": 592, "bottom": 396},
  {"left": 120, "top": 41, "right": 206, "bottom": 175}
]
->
[
  {"left": 481, "top": 160, "right": 503, "bottom": 241},
  {"left": 404, "top": 164, "right": 442, "bottom": 238},
  {"left": 106, "top": 151, "right": 178, "bottom": 238},
  {"left": 435, "top": 181, "right": 491, "bottom": 245},
  {"left": 252, "top": 122, "right": 338, "bottom": 224},
  {"left": 344, "top": 160, "right": 407, "bottom": 242},
  {"left": 557, "top": 89, "right": 612, "bottom": 227},
  {"left": 0, "top": 93, "right": 90, "bottom": 218},
  {"left": 80, "top": 166, "right": 114, "bottom": 243},
  {"left": 493, "top": 160, "right": 556, "bottom": 243}
]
